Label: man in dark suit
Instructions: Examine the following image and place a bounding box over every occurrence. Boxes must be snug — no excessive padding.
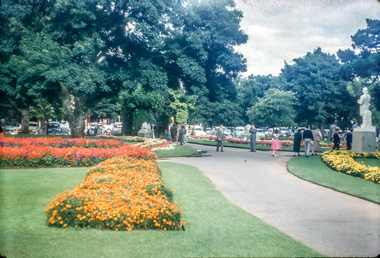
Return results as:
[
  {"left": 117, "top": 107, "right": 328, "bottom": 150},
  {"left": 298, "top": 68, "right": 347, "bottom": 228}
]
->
[
  {"left": 332, "top": 129, "right": 341, "bottom": 150},
  {"left": 346, "top": 129, "right": 353, "bottom": 150},
  {"left": 249, "top": 125, "right": 257, "bottom": 152},
  {"left": 302, "top": 125, "right": 314, "bottom": 157},
  {"left": 216, "top": 125, "right": 225, "bottom": 152}
]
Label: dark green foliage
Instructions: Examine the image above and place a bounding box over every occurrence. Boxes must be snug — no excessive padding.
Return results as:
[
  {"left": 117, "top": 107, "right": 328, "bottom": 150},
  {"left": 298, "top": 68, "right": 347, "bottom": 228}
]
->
[{"left": 280, "top": 48, "right": 355, "bottom": 129}]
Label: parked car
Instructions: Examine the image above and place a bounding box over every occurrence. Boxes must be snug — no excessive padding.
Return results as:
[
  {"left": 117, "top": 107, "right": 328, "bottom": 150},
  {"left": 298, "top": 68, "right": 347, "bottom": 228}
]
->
[
  {"left": 60, "top": 121, "right": 70, "bottom": 135},
  {"left": 191, "top": 126, "right": 207, "bottom": 136},
  {"left": 29, "top": 121, "right": 40, "bottom": 135},
  {"left": 47, "top": 121, "right": 62, "bottom": 135},
  {"left": 112, "top": 122, "right": 123, "bottom": 136},
  {"left": 256, "top": 128, "right": 265, "bottom": 140},
  {"left": 223, "top": 128, "right": 231, "bottom": 137},
  {"left": 232, "top": 126, "right": 245, "bottom": 138},
  {"left": 103, "top": 124, "right": 114, "bottom": 134},
  {"left": 5, "top": 121, "right": 19, "bottom": 135}
]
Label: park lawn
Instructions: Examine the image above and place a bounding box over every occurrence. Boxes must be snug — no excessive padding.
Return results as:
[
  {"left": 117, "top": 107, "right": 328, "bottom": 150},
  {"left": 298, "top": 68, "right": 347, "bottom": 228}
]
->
[
  {"left": 355, "top": 158, "right": 380, "bottom": 168},
  {"left": 154, "top": 144, "right": 197, "bottom": 158},
  {"left": 0, "top": 164, "right": 323, "bottom": 258},
  {"left": 188, "top": 137, "right": 332, "bottom": 152},
  {"left": 287, "top": 155, "right": 380, "bottom": 204}
]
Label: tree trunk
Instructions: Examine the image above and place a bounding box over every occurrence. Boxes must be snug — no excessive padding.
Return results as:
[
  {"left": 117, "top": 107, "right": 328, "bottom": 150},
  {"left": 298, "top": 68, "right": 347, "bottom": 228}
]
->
[
  {"left": 123, "top": 108, "right": 133, "bottom": 136},
  {"left": 20, "top": 109, "right": 30, "bottom": 134},
  {"left": 61, "top": 83, "right": 86, "bottom": 138},
  {"left": 320, "top": 120, "right": 325, "bottom": 139}
]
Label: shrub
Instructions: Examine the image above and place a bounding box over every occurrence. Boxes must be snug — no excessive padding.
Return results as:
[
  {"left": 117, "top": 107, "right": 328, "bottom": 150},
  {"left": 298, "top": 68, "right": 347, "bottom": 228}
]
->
[{"left": 46, "top": 157, "right": 185, "bottom": 231}]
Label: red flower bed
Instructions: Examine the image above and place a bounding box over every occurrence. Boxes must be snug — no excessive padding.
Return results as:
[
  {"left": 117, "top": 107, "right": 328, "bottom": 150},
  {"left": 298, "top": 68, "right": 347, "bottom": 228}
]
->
[
  {"left": 1, "top": 137, "right": 124, "bottom": 148},
  {"left": 0, "top": 138, "right": 156, "bottom": 167}
]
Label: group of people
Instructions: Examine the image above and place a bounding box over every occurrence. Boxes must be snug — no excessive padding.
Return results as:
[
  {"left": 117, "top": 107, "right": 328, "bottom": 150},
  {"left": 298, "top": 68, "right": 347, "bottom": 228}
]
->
[{"left": 164, "top": 124, "right": 188, "bottom": 146}]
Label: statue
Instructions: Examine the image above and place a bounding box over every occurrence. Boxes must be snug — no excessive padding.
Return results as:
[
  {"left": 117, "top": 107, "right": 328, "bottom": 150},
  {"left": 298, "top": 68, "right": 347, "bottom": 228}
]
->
[
  {"left": 137, "top": 122, "right": 153, "bottom": 138},
  {"left": 244, "top": 124, "right": 251, "bottom": 134},
  {"left": 352, "top": 87, "right": 376, "bottom": 153},
  {"left": 358, "top": 87, "right": 372, "bottom": 128},
  {"left": 141, "top": 122, "right": 152, "bottom": 132}
]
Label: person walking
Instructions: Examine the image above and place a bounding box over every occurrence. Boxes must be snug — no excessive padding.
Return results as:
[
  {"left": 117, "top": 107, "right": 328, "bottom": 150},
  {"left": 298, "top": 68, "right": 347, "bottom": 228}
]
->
[
  {"left": 216, "top": 125, "right": 225, "bottom": 152},
  {"left": 180, "top": 125, "right": 188, "bottom": 146},
  {"left": 293, "top": 129, "right": 302, "bottom": 156},
  {"left": 249, "top": 124, "right": 257, "bottom": 152},
  {"left": 332, "top": 129, "right": 341, "bottom": 150},
  {"left": 376, "top": 124, "right": 379, "bottom": 142},
  {"left": 311, "top": 126, "right": 321, "bottom": 155},
  {"left": 170, "top": 124, "right": 177, "bottom": 143},
  {"left": 303, "top": 125, "right": 314, "bottom": 157},
  {"left": 271, "top": 129, "right": 281, "bottom": 157},
  {"left": 346, "top": 129, "right": 353, "bottom": 150}
]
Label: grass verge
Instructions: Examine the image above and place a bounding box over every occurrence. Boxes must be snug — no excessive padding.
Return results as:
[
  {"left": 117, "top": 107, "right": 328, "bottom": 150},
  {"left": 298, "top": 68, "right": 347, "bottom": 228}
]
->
[
  {"left": 155, "top": 145, "right": 197, "bottom": 158},
  {"left": 287, "top": 155, "right": 380, "bottom": 204},
  {"left": 0, "top": 164, "right": 322, "bottom": 257}
]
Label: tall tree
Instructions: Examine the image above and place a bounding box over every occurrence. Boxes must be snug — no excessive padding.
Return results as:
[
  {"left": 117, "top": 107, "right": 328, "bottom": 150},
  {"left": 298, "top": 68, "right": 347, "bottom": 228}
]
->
[
  {"left": 337, "top": 19, "right": 380, "bottom": 118},
  {"left": 280, "top": 48, "right": 355, "bottom": 132},
  {"left": 246, "top": 89, "right": 297, "bottom": 128}
]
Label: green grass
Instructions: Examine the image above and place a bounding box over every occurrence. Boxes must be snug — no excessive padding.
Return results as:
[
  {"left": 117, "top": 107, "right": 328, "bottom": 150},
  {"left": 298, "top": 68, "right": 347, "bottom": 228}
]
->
[
  {"left": 154, "top": 144, "right": 197, "bottom": 158},
  {"left": 287, "top": 155, "right": 380, "bottom": 204},
  {"left": 0, "top": 164, "right": 323, "bottom": 257},
  {"left": 355, "top": 158, "right": 380, "bottom": 168},
  {"left": 188, "top": 138, "right": 332, "bottom": 152}
]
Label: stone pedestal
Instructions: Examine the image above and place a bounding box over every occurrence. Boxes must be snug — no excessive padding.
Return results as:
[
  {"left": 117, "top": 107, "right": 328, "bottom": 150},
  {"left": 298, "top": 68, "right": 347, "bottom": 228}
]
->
[
  {"left": 137, "top": 131, "right": 153, "bottom": 138},
  {"left": 352, "top": 128, "right": 377, "bottom": 153}
]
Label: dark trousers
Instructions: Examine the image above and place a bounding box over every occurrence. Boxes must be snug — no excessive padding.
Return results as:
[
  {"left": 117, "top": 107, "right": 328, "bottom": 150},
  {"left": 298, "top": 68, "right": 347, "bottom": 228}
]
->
[
  {"left": 333, "top": 142, "right": 340, "bottom": 150},
  {"left": 217, "top": 140, "right": 224, "bottom": 151},
  {"left": 346, "top": 142, "right": 352, "bottom": 150}
]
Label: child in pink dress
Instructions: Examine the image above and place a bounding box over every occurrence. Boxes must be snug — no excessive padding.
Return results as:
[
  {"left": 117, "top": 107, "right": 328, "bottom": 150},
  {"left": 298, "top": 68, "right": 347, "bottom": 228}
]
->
[{"left": 271, "top": 129, "right": 281, "bottom": 156}]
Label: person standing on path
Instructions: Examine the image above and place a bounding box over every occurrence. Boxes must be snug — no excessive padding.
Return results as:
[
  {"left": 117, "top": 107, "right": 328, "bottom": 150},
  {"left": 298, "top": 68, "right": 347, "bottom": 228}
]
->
[
  {"left": 346, "top": 129, "right": 353, "bottom": 150},
  {"left": 293, "top": 129, "right": 302, "bottom": 156},
  {"left": 332, "top": 129, "right": 341, "bottom": 150},
  {"left": 376, "top": 124, "right": 379, "bottom": 142},
  {"left": 311, "top": 126, "right": 321, "bottom": 155},
  {"left": 170, "top": 124, "right": 177, "bottom": 143},
  {"left": 271, "top": 129, "right": 281, "bottom": 157},
  {"left": 249, "top": 125, "right": 257, "bottom": 152},
  {"left": 181, "top": 125, "right": 188, "bottom": 146},
  {"left": 303, "top": 125, "right": 314, "bottom": 157},
  {"left": 216, "top": 125, "right": 225, "bottom": 152}
]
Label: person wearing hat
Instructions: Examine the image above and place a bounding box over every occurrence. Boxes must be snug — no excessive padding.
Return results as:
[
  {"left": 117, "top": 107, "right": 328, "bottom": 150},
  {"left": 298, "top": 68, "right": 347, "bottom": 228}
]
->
[{"left": 332, "top": 129, "right": 341, "bottom": 150}]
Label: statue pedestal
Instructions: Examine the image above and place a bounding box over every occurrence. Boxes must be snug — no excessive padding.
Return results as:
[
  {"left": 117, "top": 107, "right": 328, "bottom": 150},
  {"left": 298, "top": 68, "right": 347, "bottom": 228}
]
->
[
  {"left": 352, "top": 128, "right": 377, "bottom": 153},
  {"left": 138, "top": 131, "right": 153, "bottom": 138}
]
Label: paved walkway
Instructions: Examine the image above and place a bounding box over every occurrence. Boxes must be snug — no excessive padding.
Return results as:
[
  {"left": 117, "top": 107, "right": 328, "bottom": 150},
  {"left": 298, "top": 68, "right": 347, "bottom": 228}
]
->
[{"left": 161, "top": 143, "right": 380, "bottom": 257}]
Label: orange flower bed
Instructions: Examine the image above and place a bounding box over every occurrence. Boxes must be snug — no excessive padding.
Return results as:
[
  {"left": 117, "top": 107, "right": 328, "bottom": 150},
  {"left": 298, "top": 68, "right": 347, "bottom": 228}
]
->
[{"left": 46, "top": 156, "right": 185, "bottom": 231}]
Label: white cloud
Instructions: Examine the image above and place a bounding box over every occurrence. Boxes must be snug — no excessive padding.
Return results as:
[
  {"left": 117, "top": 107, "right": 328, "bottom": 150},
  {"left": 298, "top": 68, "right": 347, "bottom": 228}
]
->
[{"left": 234, "top": 0, "right": 380, "bottom": 76}]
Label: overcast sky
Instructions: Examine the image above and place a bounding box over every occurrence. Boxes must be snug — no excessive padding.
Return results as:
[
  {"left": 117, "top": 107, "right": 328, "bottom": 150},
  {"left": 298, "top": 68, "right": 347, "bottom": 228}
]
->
[{"left": 233, "top": 0, "right": 380, "bottom": 76}]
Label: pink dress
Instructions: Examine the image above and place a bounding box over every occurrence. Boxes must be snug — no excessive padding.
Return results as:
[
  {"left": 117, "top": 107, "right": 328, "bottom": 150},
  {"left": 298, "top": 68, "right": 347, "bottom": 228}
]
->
[{"left": 271, "top": 133, "right": 281, "bottom": 150}]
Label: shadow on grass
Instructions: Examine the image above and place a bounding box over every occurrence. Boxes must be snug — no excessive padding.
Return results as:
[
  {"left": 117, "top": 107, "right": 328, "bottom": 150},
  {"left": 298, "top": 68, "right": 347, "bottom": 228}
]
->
[
  {"left": 0, "top": 164, "right": 323, "bottom": 257},
  {"left": 287, "top": 155, "right": 380, "bottom": 204}
]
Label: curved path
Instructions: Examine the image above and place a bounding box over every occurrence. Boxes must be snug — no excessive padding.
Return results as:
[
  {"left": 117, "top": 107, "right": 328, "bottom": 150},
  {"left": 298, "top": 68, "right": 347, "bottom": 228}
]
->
[{"left": 161, "top": 143, "right": 380, "bottom": 257}]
